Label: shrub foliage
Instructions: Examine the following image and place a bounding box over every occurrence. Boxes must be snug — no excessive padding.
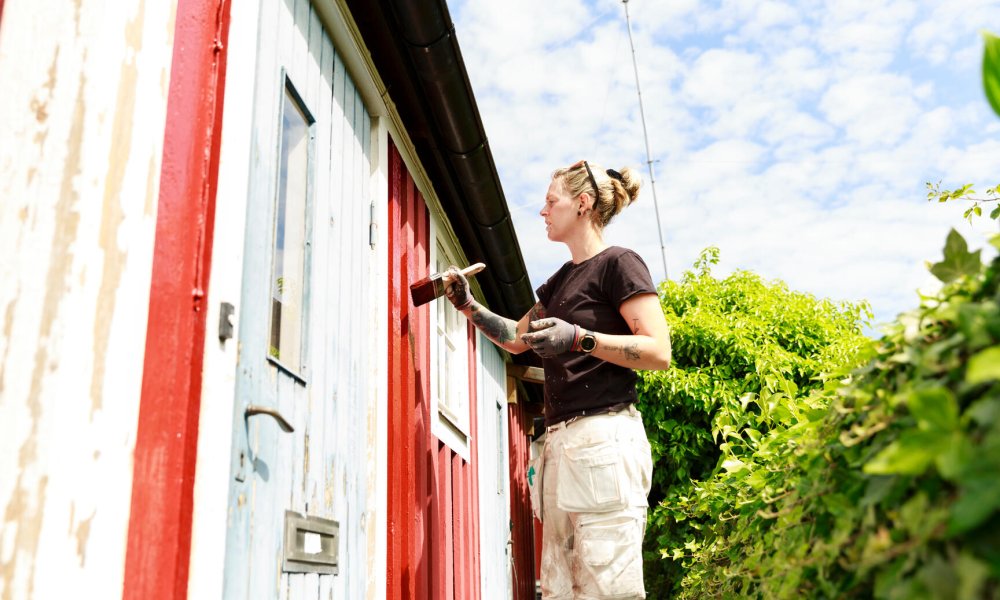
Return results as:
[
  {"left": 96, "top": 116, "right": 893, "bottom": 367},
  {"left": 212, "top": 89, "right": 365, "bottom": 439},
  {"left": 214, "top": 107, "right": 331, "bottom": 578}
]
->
[{"left": 638, "top": 233, "right": 1000, "bottom": 598}]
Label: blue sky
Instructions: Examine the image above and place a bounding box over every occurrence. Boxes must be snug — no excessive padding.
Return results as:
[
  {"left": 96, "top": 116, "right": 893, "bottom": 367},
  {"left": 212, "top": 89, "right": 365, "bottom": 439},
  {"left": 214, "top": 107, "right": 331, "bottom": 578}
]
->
[{"left": 447, "top": 0, "right": 1000, "bottom": 328}]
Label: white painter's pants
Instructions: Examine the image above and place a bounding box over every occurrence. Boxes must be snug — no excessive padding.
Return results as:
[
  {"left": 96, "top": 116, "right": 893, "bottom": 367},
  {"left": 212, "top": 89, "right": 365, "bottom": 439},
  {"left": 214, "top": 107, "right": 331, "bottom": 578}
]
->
[{"left": 529, "top": 405, "right": 653, "bottom": 600}]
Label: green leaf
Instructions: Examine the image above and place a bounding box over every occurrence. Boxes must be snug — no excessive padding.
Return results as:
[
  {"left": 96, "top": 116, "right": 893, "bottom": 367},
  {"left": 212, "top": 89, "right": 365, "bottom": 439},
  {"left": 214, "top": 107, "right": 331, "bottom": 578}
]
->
[
  {"left": 990, "top": 205, "right": 1000, "bottom": 220},
  {"left": 908, "top": 387, "right": 959, "bottom": 431},
  {"left": 966, "top": 345, "right": 1000, "bottom": 384},
  {"left": 863, "top": 429, "right": 952, "bottom": 475},
  {"left": 983, "top": 31, "right": 1000, "bottom": 118},
  {"left": 956, "top": 552, "right": 991, "bottom": 600},
  {"left": 929, "top": 229, "right": 982, "bottom": 283},
  {"left": 949, "top": 474, "right": 1000, "bottom": 534}
]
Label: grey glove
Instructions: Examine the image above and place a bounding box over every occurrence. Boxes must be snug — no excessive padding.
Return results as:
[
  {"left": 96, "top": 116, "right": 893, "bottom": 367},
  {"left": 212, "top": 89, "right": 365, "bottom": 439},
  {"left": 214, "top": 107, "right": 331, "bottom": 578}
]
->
[
  {"left": 521, "top": 317, "right": 577, "bottom": 358},
  {"left": 444, "top": 265, "right": 473, "bottom": 310}
]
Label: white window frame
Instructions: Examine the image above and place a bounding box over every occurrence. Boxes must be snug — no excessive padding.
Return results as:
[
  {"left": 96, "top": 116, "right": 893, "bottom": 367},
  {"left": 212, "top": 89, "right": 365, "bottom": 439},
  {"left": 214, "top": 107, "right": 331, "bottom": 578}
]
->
[{"left": 429, "top": 216, "right": 472, "bottom": 460}]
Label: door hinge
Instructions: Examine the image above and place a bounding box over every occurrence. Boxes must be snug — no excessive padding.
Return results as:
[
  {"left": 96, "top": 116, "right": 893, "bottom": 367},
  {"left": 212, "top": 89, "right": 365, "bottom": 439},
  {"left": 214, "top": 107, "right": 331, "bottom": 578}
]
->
[{"left": 369, "top": 200, "right": 377, "bottom": 249}]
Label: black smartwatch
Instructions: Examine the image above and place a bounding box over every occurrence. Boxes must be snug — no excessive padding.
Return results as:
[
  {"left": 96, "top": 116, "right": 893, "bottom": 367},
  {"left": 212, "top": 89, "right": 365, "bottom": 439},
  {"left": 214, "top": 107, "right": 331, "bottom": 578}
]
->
[{"left": 578, "top": 330, "right": 597, "bottom": 353}]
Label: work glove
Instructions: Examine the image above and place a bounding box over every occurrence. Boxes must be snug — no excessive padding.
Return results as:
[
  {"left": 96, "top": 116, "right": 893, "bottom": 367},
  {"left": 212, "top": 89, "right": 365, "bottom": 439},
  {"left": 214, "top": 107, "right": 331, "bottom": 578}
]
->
[
  {"left": 444, "top": 265, "right": 473, "bottom": 310},
  {"left": 521, "top": 317, "right": 577, "bottom": 358}
]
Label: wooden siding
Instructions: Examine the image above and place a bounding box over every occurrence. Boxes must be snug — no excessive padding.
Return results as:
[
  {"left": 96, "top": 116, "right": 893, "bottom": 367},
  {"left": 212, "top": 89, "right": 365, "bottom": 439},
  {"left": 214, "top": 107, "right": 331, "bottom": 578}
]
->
[
  {"left": 0, "top": 1, "right": 177, "bottom": 597},
  {"left": 477, "top": 334, "right": 514, "bottom": 597},
  {"left": 508, "top": 402, "right": 537, "bottom": 599},
  {"left": 387, "top": 140, "right": 484, "bottom": 599}
]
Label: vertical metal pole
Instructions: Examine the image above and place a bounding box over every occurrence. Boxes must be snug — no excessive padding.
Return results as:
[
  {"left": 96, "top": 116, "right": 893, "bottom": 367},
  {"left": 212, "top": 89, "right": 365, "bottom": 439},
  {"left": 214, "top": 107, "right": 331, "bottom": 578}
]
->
[{"left": 623, "top": 0, "right": 669, "bottom": 281}]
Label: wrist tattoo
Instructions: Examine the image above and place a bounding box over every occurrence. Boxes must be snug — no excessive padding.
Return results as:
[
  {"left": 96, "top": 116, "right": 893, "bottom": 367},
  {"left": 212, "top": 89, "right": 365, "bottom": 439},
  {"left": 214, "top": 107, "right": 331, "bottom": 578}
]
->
[{"left": 606, "top": 342, "right": 642, "bottom": 361}]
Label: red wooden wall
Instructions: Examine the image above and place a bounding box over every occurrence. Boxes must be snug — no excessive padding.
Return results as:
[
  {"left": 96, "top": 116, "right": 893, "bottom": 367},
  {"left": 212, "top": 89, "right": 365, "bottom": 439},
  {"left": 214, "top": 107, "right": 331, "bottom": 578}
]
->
[
  {"left": 507, "top": 402, "right": 537, "bottom": 599},
  {"left": 386, "top": 140, "right": 482, "bottom": 599}
]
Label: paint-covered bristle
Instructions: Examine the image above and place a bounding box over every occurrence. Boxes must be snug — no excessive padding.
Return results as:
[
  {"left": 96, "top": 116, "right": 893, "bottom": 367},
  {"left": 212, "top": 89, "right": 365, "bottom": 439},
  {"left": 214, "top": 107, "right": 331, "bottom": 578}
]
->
[{"left": 409, "top": 273, "right": 446, "bottom": 307}]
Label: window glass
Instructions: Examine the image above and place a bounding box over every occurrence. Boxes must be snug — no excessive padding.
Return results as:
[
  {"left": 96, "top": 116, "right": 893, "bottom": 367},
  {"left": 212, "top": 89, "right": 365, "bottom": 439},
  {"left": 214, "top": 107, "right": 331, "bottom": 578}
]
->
[{"left": 269, "top": 82, "right": 312, "bottom": 373}]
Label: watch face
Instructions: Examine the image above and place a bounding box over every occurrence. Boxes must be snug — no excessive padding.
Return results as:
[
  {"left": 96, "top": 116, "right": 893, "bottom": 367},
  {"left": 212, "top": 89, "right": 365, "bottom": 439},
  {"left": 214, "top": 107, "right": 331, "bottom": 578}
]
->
[{"left": 580, "top": 334, "right": 597, "bottom": 352}]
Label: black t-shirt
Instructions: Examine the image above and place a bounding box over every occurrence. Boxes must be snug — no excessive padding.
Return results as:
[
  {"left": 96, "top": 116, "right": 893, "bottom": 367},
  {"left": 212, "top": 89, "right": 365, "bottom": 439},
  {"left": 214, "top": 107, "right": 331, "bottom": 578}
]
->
[{"left": 535, "top": 246, "right": 657, "bottom": 426}]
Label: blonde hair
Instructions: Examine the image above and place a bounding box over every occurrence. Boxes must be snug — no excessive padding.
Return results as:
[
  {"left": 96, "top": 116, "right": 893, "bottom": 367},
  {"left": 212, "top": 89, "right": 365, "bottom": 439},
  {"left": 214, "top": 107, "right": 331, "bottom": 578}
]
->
[{"left": 552, "top": 162, "right": 641, "bottom": 228}]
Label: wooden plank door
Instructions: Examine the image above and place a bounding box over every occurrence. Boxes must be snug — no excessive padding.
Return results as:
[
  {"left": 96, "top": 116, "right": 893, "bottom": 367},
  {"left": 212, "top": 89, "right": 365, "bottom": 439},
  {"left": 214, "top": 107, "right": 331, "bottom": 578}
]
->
[{"left": 223, "top": 0, "right": 374, "bottom": 598}]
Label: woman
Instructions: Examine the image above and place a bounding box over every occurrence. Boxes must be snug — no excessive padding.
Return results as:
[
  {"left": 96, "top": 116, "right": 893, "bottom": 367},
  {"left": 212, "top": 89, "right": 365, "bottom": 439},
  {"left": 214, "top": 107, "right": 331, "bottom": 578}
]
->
[{"left": 444, "top": 160, "right": 671, "bottom": 599}]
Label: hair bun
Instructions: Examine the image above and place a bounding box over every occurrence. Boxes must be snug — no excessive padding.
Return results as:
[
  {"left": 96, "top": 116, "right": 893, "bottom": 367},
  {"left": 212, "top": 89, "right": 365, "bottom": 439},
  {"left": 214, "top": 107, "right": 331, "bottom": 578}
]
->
[{"left": 615, "top": 166, "right": 641, "bottom": 208}]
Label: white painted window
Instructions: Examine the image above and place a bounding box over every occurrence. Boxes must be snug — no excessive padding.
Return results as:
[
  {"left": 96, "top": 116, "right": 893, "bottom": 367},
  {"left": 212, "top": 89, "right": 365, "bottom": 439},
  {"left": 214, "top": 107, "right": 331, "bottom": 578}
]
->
[
  {"left": 429, "top": 219, "right": 472, "bottom": 459},
  {"left": 268, "top": 77, "right": 314, "bottom": 380}
]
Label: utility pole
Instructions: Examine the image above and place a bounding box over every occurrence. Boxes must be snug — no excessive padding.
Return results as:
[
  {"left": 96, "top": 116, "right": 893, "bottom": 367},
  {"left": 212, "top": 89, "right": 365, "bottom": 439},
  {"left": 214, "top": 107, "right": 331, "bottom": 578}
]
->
[{"left": 622, "top": 0, "right": 669, "bottom": 281}]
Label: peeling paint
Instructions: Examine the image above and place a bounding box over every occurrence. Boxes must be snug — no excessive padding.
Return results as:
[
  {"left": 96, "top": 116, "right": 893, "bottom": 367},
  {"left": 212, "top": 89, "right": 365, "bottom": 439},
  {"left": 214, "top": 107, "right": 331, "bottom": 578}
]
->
[
  {"left": 10, "top": 57, "right": 87, "bottom": 600},
  {"left": 74, "top": 511, "right": 94, "bottom": 567},
  {"left": 90, "top": 0, "right": 145, "bottom": 415},
  {"left": 0, "top": 295, "right": 17, "bottom": 394},
  {"left": 0, "top": 476, "right": 49, "bottom": 600},
  {"left": 28, "top": 59, "right": 86, "bottom": 411},
  {"left": 30, "top": 48, "right": 61, "bottom": 159}
]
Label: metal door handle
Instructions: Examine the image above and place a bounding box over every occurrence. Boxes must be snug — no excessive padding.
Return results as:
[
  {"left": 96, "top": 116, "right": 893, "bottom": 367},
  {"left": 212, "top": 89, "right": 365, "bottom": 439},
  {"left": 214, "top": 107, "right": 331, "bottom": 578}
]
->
[{"left": 245, "top": 405, "right": 295, "bottom": 432}]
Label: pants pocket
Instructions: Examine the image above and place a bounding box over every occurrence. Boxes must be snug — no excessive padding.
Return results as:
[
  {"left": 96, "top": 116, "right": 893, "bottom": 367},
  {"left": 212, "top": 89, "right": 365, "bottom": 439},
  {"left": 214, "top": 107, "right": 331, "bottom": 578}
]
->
[
  {"left": 576, "top": 513, "right": 646, "bottom": 598},
  {"left": 556, "top": 441, "right": 628, "bottom": 513},
  {"left": 528, "top": 449, "right": 544, "bottom": 522}
]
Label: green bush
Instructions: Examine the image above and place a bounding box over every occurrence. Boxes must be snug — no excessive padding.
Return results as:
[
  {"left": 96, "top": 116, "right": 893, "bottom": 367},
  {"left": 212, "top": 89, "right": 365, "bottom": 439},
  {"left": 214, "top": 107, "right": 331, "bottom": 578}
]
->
[
  {"left": 639, "top": 231, "right": 1000, "bottom": 598},
  {"left": 637, "top": 247, "right": 874, "bottom": 595}
]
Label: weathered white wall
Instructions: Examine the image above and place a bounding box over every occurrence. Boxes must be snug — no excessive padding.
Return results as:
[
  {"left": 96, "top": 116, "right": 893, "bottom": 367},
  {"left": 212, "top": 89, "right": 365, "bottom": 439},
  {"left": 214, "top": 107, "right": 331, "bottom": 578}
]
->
[
  {"left": 185, "top": 0, "right": 259, "bottom": 596},
  {"left": 477, "top": 335, "right": 514, "bottom": 599},
  {"left": 0, "top": 0, "right": 177, "bottom": 597}
]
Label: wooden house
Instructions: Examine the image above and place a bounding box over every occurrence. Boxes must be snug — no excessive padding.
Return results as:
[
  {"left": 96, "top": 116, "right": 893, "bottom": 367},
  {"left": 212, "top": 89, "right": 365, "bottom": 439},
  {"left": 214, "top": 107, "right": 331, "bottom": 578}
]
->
[{"left": 0, "top": 0, "right": 543, "bottom": 598}]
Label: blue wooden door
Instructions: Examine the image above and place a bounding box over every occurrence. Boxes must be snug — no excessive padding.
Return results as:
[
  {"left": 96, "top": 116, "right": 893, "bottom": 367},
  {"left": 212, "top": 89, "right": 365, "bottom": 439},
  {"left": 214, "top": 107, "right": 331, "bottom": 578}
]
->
[{"left": 223, "top": 0, "right": 374, "bottom": 597}]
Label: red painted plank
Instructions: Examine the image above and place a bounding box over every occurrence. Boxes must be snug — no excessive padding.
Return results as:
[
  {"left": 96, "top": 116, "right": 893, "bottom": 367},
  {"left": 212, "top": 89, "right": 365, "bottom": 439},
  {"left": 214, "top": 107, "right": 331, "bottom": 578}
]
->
[
  {"left": 124, "top": 1, "right": 231, "bottom": 599},
  {"left": 508, "top": 404, "right": 536, "bottom": 599},
  {"left": 387, "top": 141, "right": 405, "bottom": 598}
]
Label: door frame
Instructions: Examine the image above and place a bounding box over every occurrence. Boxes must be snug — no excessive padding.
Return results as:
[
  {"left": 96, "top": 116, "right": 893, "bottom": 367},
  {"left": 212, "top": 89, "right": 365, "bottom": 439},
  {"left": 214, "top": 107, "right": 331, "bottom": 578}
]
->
[{"left": 125, "top": 1, "right": 233, "bottom": 599}]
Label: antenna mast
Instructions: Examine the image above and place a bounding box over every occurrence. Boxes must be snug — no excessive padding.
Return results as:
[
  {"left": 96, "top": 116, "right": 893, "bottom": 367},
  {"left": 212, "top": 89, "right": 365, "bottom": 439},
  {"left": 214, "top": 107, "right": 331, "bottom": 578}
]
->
[{"left": 622, "top": 0, "right": 669, "bottom": 281}]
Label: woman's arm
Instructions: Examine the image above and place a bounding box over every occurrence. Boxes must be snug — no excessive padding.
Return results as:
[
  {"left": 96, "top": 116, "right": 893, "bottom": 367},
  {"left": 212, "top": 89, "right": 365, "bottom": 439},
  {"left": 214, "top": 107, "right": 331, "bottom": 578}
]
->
[
  {"left": 587, "top": 293, "right": 671, "bottom": 370},
  {"left": 520, "top": 292, "right": 671, "bottom": 370},
  {"left": 458, "top": 300, "right": 541, "bottom": 355},
  {"left": 442, "top": 264, "right": 539, "bottom": 355}
]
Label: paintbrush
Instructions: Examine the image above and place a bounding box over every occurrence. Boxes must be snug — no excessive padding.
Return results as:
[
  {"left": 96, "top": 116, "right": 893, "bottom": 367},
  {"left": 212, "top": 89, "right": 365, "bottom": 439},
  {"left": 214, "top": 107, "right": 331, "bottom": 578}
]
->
[{"left": 410, "top": 263, "right": 486, "bottom": 307}]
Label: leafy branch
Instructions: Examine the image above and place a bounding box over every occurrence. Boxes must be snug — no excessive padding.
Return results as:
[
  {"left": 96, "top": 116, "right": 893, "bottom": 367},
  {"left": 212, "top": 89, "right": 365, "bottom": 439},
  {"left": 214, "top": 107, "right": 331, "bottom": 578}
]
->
[{"left": 926, "top": 181, "right": 1000, "bottom": 222}]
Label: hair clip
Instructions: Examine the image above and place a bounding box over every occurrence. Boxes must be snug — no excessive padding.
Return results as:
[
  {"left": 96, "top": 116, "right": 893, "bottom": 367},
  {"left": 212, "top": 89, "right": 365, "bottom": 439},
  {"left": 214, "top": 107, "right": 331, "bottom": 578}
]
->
[{"left": 606, "top": 169, "right": 623, "bottom": 182}]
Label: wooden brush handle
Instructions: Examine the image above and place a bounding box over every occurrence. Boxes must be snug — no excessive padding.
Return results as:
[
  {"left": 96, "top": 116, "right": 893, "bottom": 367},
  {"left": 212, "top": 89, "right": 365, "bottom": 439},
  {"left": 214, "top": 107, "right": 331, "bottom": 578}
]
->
[{"left": 459, "top": 263, "right": 486, "bottom": 278}]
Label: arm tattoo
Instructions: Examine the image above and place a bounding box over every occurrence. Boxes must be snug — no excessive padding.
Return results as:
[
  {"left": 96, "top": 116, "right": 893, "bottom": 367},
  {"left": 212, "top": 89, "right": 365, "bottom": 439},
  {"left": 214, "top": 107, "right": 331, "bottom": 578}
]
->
[
  {"left": 604, "top": 343, "right": 642, "bottom": 361},
  {"left": 529, "top": 302, "right": 547, "bottom": 321},
  {"left": 470, "top": 304, "right": 517, "bottom": 344}
]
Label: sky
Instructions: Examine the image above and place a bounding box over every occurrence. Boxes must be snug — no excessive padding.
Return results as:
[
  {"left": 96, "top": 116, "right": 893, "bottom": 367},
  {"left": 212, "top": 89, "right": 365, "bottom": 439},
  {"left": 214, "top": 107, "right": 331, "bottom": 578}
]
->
[{"left": 446, "top": 0, "right": 1000, "bottom": 329}]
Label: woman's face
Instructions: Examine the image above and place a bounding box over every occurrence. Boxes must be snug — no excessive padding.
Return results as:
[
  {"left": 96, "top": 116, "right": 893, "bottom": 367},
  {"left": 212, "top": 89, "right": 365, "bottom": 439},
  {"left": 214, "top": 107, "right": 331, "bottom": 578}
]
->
[{"left": 540, "top": 178, "right": 579, "bottom": 242}]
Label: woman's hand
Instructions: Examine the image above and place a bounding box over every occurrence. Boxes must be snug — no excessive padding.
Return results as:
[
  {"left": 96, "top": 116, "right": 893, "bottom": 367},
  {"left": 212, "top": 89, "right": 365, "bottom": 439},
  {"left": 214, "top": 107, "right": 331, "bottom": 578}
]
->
[
  {"left": 521, "top": 317, "right": 577, "bottom": 357},
  {"left": 443, "top": 265, "right": 472, "bottom": 310}
]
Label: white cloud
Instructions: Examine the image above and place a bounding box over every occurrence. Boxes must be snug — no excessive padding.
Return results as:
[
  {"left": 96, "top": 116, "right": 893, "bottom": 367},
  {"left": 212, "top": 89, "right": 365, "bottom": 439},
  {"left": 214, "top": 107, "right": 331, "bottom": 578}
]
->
[{"left": 448, "top": 0, "right": 1000, "bottom": 328}]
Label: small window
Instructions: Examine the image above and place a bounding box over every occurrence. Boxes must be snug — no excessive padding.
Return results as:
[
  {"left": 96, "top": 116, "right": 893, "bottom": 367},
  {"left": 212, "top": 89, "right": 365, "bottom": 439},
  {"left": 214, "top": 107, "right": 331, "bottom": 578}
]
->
[
  {"left": 268, "top": 78, "right": 314, "bottom": 377},
  {"left": 430, "top": 226, "right": 472, "bottom": 458}
]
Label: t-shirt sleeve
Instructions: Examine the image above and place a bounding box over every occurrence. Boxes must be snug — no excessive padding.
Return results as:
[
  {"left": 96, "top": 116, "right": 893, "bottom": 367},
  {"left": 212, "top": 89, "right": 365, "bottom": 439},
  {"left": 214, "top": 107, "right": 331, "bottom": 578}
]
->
[
  {"left": 607, "top": 250, "right": 657, "bottom": 307},
  {"left": 536, "top": 262, "right": 568, "bottom": 306},
  {"left": 536, "top": 280, "right": 550, "bottom": 305}
]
